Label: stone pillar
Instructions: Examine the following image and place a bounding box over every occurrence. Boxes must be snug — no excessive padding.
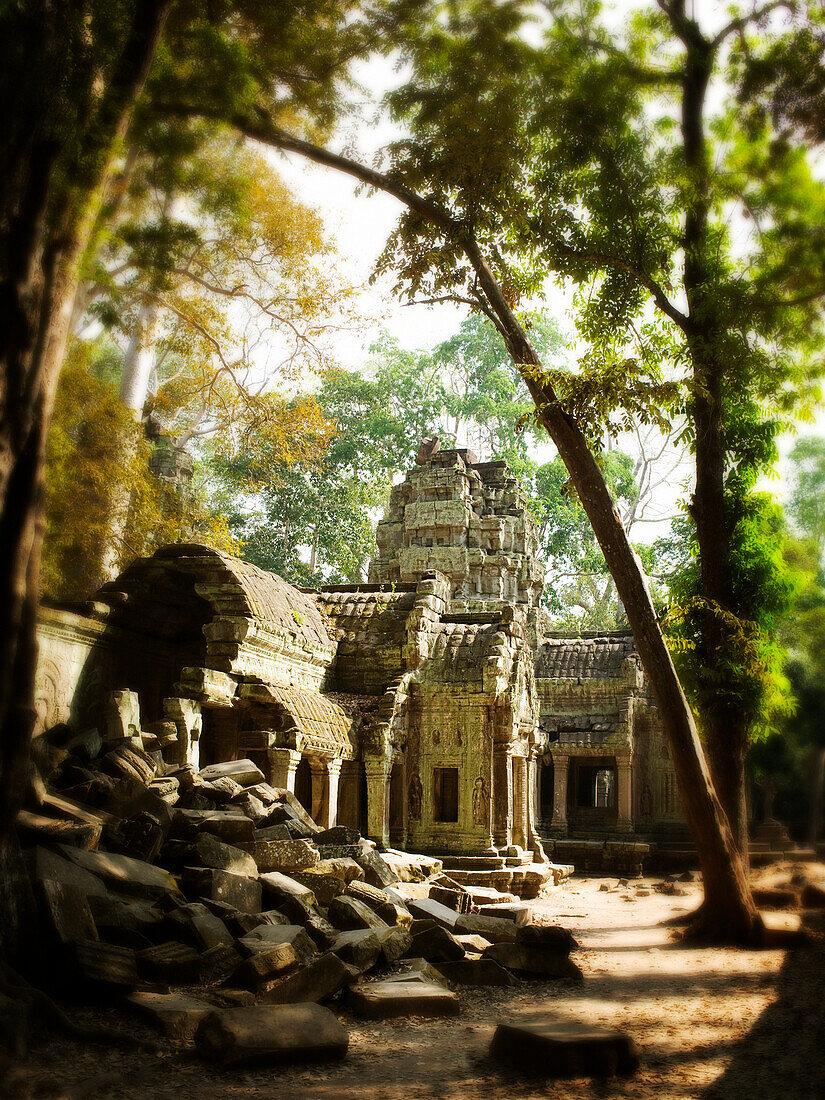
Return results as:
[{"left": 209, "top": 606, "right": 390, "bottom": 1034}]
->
[
  {"left": 164, "top": 697, "right": 202, "bottom": 769},
  {"left": 512, "top": 757, "right": 527, "bottom": 849},
  {"left": 268, "top": 747, "right": 301, "bottom": 793},
  {"left": 326, "top": 759, "right": 342, "bottom": 829},
  {"left": 551, "top": 754, "right": 569, "bottom": 834},
  {"left": 617, "top": 758, "right": 633, "bottom": 831},
  {"left": 364, "top": 758, "right": 390, "bottom": 847},
  {"left": 526, "top": 753, "right": 544, "bottom": 860},
  {"left": 310, "top": 760, "right": 328, "bottom": 826},
  {"left": 492, "top": 746, "right": 513, "bottom": 848}
]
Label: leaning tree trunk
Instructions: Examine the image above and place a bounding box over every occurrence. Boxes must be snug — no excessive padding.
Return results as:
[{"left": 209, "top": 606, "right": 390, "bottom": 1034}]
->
[
  {"left": 233, "top": 123, "right": 761, "bottom": 941},
  {"left": 0, "top": 0, "right": 170, "bottom": 960}
]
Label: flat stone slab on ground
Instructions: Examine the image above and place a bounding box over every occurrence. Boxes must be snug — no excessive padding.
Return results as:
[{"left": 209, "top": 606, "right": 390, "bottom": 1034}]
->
[
  {"left": 125, "top": 992, "right": 214, "bottom": 1039},
  {"left": 198, "top": 759, "right": 265, "bottom": 788},
  {"left": 759, "top": 911, "right": 809, "bottom": 948},
  {"left": 347, "top": 979, "right": 460, "bottom": 1019},
  {"left": 195, "top": 1003, "right": 348, "bottom": 1067},
  {"left": 490, "top": 1015, "right": 639, "bottom": 1079}
]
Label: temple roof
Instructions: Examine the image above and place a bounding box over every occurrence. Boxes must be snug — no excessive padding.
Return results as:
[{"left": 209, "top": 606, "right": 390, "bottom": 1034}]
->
[
  {"left": 153, "top": 544, "right": 331, "bottom": 650},
  {"left": 267, "top": 684, "right": 355, "bottom": 757},
  {"left": 536, "top": 634, "right": 638, "bottom": 680}
]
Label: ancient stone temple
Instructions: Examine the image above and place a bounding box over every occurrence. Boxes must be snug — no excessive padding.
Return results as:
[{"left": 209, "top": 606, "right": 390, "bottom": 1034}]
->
[{"left": 34, "top": 446, "right": 687, "bottom": 872}]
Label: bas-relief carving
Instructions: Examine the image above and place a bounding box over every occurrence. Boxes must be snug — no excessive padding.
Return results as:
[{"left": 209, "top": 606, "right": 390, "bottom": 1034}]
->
[
  {"left": 472, "top": 775, "right": 489, "bottom": 829},
  {"left": 408, "top": 771, "right": 423, "bottom": 820}
]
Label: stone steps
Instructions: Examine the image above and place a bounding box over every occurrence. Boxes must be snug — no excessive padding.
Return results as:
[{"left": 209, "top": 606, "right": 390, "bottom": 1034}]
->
[{"left": 438, "top": 862, "right": 570, "bottom": 899}]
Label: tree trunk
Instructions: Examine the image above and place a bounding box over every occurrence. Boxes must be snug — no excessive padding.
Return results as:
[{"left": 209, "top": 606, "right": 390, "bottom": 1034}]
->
[
  {"left": 0, "top": 0, "right": 169, "bottom": 961},
  {"left": 810, "top": 746, "right": 825, "bottom": 846}
]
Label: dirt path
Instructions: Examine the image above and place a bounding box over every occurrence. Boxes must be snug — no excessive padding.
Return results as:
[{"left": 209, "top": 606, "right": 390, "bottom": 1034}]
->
[{"left": 7, "top": 871, "right": 825, "bottom": 1100}]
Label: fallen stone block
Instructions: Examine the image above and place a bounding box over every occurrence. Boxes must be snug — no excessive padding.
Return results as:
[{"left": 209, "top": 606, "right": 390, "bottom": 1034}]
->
[
  {"left": 247, "top": 839, "right": 320, "bottom": 874},
  {"left": 16, "top": 809, "right": 102, "bottom": 851},
  {"left": 258, "top": 951, "right": 352, "bottom": 1004},
  {"left": 516, "top": 924, "right": 578, "bottom": 952},
  {"left": 407, "top": 897, "right": 460, "bottom": 930},
  {"left": 253, "top": 823, "right": 292, "bottom": 844},
  {"left": 347, "top": 979, "right": 459, "bottom": 1019},
  {"left": 235, "top": 792, "right": 270, "bottom": 823},
  {"left": 232, "top": 943, "right": 303, "bottom": 990},
  {"left": 456, "top": 933, "right": 492, "bottom": 954},
  {"left": 406, "top": 922, "right": 465, "bottom": 963},
  {"left": 125, "top": 992, "right": 214, "bottom": 1039},
  {"left": 101, "top": 744, "right": 157, "bottom": 785},
  {"left": 58, "top": 845, "right": 183, "bottom": 901},
  {"left": 464, "top": 885, "right": 517, "bottom": 907},
  {"left": 183, "top": 868, "right": 261, "bottom": 914},
  {"left": 346, "top": 880, "right": 411, "bottom": 927},
  {"left": 428, "top": 885, "right": 471, "bottom": 913},
  {"left": 237, "top": 783, "right": 279, "bottom": 806},
  {"left": 167, "top": 902, "right": 234, "bottom": 951},
  {"left": 259, "top": 872, "right": 317, "bottom": 913},
  {"left": 454, "top": 913, "right": 517, "bottom": 944},
  {"left": 333, "top": 929, "right": 381, "bottom": 973},
  {"left": 198, "top": 759, "right": 265, "bottom": 788},
  {"left": 752, "top": 887, "right": 799, "bottom": 911},
  {"left": 291, "top": 869, "right": 348, "bottom": 907},
  {"left": 195, "top": 1003, "right": 348, "bottom": 1067},
  {"left": 382, "top": 849, "right": 442, "bottom": 882},
  {"left": 391, "top": 959, "right": 447, "bottom": 985},
  {"left": 438, "top": 958, "right": 516, "bottom": 986},
  {"left": 801, "top": 883, "right": 825, "bottom": 908},
  {"left": 355, "top": 846, "right": 398, "bottom": 889},
  {"left": 302, "top": 911, "right": 338, "bottom": 951},
  {"left": 67, "top": 940, "right": 138, "bottom": 992},
  {"left": 328, "top": 895, "right": 389, "bottom": 934},
  {"left": 28, "top": 847, "right": 110, "bottom": 899},
  {"left": 759, "top": 911, "right": 809, "bottom": 948},
  {"left": 375, "top": 925, "right": 412, "bottom": 965},
  {"left": 477, "top": 902, "right": 532, "bottom": 926},
  {"left": 101, "top": 810, "right": 165, "bottom": 864},
  {"left": 484, "top": 942, "right": 583, "bottom": 979},
  {"left": 490, "top": 1016, "right": 639, "bottom": 1079},
  {"left": 88, "top": 895, "right": 166, "bottom": 947},
  {"left": 173, "top": 809, "right": 255, "bottom": 845},
  {"left": 272, "top": 789, "right": 321, "bottom": 834},
  {"left": 138, "top": 941, "right": 202, "bottom": 984},
  {"left": 314, "top": 826, "right": 360, "bottom": 846},
  {"left": 195, "top": 834, "right": 257, "bottom": 877},
  {"left": 38, "top": 879, "right": 98, "bottom": 945},
  {"left": 199, "top": 943, "right": 243, "bottom": 984},
  {"left": 238, "top": 923, "right": 316, "bottom": 960}
]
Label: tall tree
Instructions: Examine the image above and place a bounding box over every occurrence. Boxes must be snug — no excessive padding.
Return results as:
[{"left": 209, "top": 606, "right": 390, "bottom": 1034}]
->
[{"left": 192, "top": 22, "right": 763, "bottom": 941}]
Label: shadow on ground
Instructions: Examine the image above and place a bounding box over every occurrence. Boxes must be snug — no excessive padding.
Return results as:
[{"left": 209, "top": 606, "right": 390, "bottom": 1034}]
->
[{"left": 701, "top": 912, "right": 825, "bottom": 1099}]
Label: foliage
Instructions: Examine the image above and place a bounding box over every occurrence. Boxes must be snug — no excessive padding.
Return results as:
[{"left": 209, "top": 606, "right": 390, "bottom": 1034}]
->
[{"left": 42, "top": 340, "right": 240, "bottom": 601}]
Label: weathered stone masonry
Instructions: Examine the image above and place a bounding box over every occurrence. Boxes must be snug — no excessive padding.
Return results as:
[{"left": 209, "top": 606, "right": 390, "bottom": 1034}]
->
[{"left": 34, "top": 447, "right": 686, "bottom": 870}]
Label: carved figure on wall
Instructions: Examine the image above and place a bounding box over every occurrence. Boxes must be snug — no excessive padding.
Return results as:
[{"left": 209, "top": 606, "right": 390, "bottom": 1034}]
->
[
  {"left": 408, "top": 770, "right": 423, "bottom": 820},
  {"left": 640, "top": 783, "right": 652, "bottom": 822},
  {"left": 432, "top": 729, "right": 440, "bottom": 746},
  {"left": 472, "top": 775, "right": 489, "bottom": 828}
]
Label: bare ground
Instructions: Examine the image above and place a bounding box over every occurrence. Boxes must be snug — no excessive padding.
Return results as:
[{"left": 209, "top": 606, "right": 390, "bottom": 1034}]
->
[{"left": 6, "top": 862, "right": 825, "bottom": 1100}]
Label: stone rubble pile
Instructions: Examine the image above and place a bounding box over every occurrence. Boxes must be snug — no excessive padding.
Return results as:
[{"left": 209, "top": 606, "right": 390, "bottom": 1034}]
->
[{"left": 18, "top": 696, "right": 595, "bottom": 1073}]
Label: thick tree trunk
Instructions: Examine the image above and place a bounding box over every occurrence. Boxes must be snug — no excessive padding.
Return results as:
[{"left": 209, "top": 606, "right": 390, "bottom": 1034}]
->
[
  {"left": 0, "top": 0, "right": 169, "bottom": 960},
  {"left": 810, "top": 746, "right": 825, "bottom": 846}
]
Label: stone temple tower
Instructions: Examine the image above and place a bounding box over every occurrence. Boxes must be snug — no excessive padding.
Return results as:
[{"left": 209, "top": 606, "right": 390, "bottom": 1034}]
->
[{"left": 369, "top": 445, "right": 544, "bottom": 611}]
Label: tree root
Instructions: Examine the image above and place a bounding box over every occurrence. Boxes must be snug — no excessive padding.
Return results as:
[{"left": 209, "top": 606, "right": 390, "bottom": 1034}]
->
[
  {"left": 664, "top": 904, "right": 764, "bottom": 947},
  {"left": 0, "top": 964, "right": 160, "bottom": 1054}
]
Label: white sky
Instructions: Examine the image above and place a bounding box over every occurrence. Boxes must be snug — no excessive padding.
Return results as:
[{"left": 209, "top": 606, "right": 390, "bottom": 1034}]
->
[{"left": 263, "top": 2, "right": 823, "bottom": 543}]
